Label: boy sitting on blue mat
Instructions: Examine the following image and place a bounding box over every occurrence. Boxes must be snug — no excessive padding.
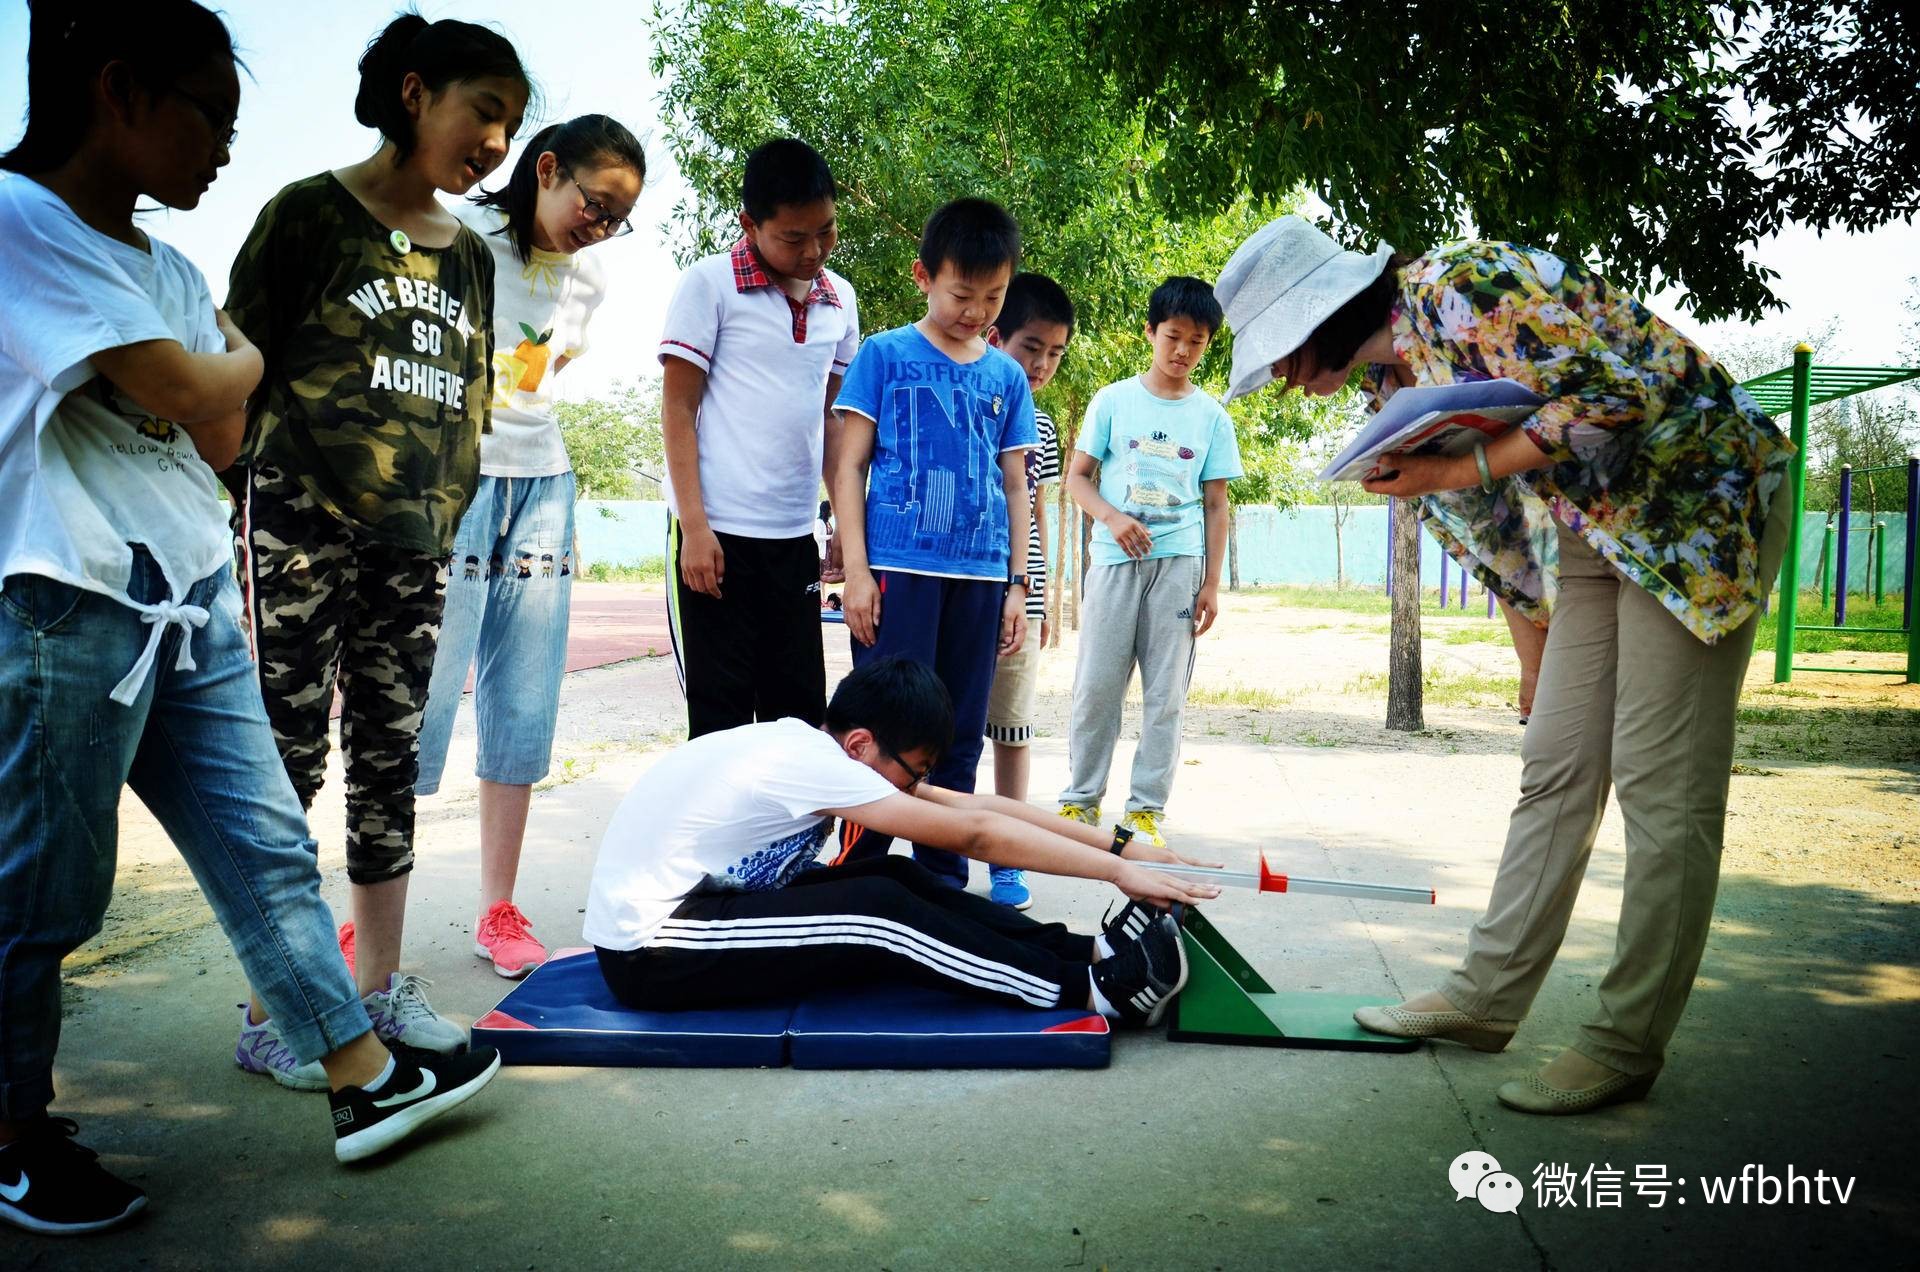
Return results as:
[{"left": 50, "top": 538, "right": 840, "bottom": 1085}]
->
[{"left": 585, "top": 658, "right": 1220, "bottom": 1025}]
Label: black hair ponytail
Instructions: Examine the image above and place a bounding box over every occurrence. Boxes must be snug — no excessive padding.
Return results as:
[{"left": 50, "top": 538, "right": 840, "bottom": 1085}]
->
[
  {"left": 353, "top": 11, "right": 535, "bottom": 164},
  {"left": 471, "top": 114, "right": 646, "bottom": 263},
  {"left": 2, "top": 0, "right": 238, "bottom": 175}
]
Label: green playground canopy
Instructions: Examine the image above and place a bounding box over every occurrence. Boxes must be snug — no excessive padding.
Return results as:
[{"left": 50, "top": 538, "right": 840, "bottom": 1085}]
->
[{"left": 1741, "top": 363, "right": 1920, "bottom": 415}]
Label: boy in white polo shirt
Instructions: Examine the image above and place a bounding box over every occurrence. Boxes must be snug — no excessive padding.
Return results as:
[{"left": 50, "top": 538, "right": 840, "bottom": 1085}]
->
[{"left": 659, "top": 138, "right": 859, "bottom": 736}]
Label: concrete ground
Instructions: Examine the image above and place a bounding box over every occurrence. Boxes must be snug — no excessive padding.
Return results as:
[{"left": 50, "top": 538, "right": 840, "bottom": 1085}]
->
[{"left": 13, "top": 590, "right": 1917, "bottom": 1271}]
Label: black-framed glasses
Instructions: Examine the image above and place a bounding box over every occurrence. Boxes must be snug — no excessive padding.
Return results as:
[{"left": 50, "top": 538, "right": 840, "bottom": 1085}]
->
[
  {"left": 881, "top": 746, "right": 932, "bottom": 792},
  {"left": 560, "top": 168, "right": 634, "bottom": 238},
  {"left": 167, "top": 86, "right": 238, "bottom": 150}
]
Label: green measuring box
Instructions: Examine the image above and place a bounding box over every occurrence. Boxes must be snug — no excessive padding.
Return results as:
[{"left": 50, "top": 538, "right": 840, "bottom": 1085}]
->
[{"left": 1167, "top": 908, "right": 1418, "bottom": 1053}]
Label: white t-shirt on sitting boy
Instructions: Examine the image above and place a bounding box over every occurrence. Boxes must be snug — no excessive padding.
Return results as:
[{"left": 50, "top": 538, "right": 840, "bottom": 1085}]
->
[{"left": 584, "top": 718, "right": 897, "bottom": 952}]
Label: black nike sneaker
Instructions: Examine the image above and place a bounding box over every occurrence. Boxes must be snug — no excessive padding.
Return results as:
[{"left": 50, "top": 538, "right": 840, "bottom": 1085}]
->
[
  {"left": 329, "top": 1044, "right": 501, "bottom": 1164},
  {"left": 1090, "top": 909, "right": 1189, "bottom": 1027},
  {"left": 0, "top": 1116, "right": 147, "bottom": 1235}
]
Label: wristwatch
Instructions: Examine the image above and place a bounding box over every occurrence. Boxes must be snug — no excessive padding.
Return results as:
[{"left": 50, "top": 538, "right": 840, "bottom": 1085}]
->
[
  {"left": 1108, "top": 825, "right": 1136, "bottom": 856},
  {"left": 1008, "top": 573, "right": 1031, "bottom": 593}
]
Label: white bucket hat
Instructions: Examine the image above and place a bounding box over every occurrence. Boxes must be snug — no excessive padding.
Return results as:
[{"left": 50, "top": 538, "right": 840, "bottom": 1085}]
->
[{"left": 1216, "top": 215, "right": 1395, "bottom": 401}]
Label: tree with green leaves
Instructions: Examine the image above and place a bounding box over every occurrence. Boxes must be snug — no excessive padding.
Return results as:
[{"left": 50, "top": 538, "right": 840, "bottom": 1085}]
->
[
  {"left": 648, "top": 0, "right": 1346, "bottom": 639},
  {"left": 556, "top": 378, "right": 664, "bottom": 499},
  {"left": 1087, "top": 0, "right": 1918, "bottom": 323}
]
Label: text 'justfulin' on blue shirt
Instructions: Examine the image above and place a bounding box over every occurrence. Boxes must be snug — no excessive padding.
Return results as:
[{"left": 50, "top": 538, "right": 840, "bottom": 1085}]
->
[{"left": 835, "top": 324, "right": 1037, "bottom": 581}]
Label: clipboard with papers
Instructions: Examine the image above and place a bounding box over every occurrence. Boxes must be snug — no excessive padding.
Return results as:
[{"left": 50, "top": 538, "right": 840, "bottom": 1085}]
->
[{"left": 1318, "top": 379, "right": 1544, "bottom": 482}]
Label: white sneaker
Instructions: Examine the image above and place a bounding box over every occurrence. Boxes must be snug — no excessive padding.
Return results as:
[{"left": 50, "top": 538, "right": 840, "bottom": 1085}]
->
[
  {"left": 361, "top": 973, "right": 468, "bottom": 1054},
  {"left": 233, "top": 1003, "right": 329, "bottom": 1091}
]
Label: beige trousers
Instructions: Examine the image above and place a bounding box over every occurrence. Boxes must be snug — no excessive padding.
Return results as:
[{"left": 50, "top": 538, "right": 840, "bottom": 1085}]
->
[{"left": 1440, "top": 493, "right": 1790, "bottom": 1076}]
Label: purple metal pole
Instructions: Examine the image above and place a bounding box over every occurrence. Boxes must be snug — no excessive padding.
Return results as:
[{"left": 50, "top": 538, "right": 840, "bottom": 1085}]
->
[
  {"left": 1905, "top": 456, "right": 1918, "bottom": 630},
  {"left": 1459, "top": 561, "right": 1469, "bottom": 609},
  {"left": 1385, "top": 497, "right": 1394, "bottom": 598},
  {"left": 1486, "top": 584, "right": 1495, "bottom": 618},
  {"left": 1835, "top": 464, "right": 1852, "bottom": 626},
  {"left": 1439, "top": 553, "right": 1448, "bottom": 607}
]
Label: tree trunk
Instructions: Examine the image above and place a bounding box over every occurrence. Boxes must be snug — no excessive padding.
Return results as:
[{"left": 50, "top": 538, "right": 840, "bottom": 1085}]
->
[
  {"left": 1051, "top": 478, "right": 1070, "bottom": 647},
  {"left": 1386, "top": 496, "right": 1425, "bottom": 732},
  {"left": 1332, "top": 506, "right": 1345, "bottom": 590},
  {"left": 1227, "top": 503, "right": 1240, "bottom": 591}
]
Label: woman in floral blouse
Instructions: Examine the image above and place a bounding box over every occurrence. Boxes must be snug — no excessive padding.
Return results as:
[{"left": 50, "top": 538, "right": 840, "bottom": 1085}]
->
[{"left": 1217, "top": 216, "right": 1792, "bottom": 1116}]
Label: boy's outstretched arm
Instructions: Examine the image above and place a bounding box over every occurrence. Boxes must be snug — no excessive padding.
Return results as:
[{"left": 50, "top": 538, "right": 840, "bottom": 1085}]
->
[
  {"left": 913, "top": 785, "right": 1223, "bottom": 868},
  {"left": 831, "top": 409, "right": 881, "bottom": 645},
  {"left": 1196, "top": 477, "right": 1230, "bottom": 636},
  {"left": 820, "top": 792, "right": 1220, "bottom": 908}
]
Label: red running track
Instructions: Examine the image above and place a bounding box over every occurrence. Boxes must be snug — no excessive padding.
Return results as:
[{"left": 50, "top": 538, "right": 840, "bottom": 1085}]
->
[{"left": 330, "top": 583, "right": 671, "bottom": 717}]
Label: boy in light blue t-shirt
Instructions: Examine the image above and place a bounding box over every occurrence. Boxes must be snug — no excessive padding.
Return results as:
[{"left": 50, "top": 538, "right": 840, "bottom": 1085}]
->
[
  {"left": 829, "top": 198, "right": 1037, "bottom": 888},
  {"left": 1060, "top": 277, "right": 1243, "bottom": 848}
]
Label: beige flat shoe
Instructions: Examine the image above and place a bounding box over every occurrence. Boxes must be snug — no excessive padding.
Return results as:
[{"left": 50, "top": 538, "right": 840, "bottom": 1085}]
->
[
  {"left": 1352, "top": 1004, "right": 1518, "bottom": 1053},
  {"left": 1496, "top": 1068, "right": 1658, "bottom": 1116}
]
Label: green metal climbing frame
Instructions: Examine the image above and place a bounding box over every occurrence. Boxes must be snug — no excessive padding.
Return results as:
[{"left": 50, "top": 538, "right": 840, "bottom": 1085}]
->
[{"left": 1740, "top": 346, "right": 1920, "bottom": 684}]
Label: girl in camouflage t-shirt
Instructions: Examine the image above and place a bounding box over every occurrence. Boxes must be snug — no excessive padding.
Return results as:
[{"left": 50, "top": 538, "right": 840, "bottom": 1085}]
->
[{"left": 226, "top": 15, "right": 533, "bottom": 1062}]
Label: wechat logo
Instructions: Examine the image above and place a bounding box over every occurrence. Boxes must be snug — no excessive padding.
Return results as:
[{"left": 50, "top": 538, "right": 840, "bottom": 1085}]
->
[{"left": 1450, "top": 1150, "right": 1525, "bottom": 1213}]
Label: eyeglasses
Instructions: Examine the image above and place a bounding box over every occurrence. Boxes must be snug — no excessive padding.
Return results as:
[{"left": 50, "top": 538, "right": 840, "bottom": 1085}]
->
[
  {"left": 561, "top": 168, "right": 634, "bottom": 239},
  {"left": 168, "top": 86, "right": 238, "bottom": 150},
  {"left": 881, "top": 746, "right": 932, "bottom": 793}
]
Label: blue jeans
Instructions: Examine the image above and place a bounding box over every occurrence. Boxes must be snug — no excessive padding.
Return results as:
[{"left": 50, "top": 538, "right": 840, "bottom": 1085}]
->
[
  {"left": 416, "top": 472, "right": 576, "bottom": 795},
  {"left": 0, "top": 551, "right": 371, "bottom": 1119}
]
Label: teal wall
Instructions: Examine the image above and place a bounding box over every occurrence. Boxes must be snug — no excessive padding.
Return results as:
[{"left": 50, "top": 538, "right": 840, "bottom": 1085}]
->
[
  {"left": 577, "top": 500, "right": 670, "bottom": 567},
  {"left": 577, "top": 500, "right": 1911, "bottom": 595}
]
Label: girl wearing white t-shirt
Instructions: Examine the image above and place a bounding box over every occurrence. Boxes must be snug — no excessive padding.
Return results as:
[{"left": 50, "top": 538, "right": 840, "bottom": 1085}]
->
[
  {"left": 0, "top": 1, "right": 496, "bottom": 1237},
  {"left": 413, "top": 115, "right": 645, "bottom": 981}
]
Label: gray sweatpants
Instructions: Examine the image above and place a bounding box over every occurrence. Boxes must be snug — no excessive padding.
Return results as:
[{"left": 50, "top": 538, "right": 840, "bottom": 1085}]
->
[{"left": 1059, "top": 554, "right": 1203, "bottom": 813}]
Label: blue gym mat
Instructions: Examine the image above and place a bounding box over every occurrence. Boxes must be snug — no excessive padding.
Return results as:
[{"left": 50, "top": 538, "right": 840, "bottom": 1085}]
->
[
  {"left": 788, "top": 985, "right": 1110, "bottom": 1069},
  {"left": 471, "top": 948, "right": 789, "bottom": 1067},
  {"left": 471, "top": 948, "right": 1110, "bottom": 1069}
]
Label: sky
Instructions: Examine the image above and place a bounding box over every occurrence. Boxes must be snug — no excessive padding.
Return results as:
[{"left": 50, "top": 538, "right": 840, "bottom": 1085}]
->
[{"left": 3, "top": 0, "right": 1915, "bottom": 403}]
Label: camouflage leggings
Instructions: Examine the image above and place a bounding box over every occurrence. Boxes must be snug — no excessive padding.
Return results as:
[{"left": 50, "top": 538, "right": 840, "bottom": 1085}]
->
[{"left": 243, "top": 462, "right": 448, "bottom": 885}]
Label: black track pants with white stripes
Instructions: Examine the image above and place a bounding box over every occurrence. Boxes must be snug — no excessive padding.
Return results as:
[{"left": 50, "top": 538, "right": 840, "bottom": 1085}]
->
[{"left": 596, "top": 857, "right": 1097, "bottom": 1012}]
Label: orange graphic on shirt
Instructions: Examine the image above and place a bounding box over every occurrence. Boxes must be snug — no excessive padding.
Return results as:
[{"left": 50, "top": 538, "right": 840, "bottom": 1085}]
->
[{"left": 512, "top": 322, "right": 554, "bottom": 392}]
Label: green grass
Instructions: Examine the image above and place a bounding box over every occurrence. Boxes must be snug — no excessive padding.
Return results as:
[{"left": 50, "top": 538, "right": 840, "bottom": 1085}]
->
[
  {"left": 1244, "top": 582, "right": 1504, "bottom": 619},
  {"left": 1343, "top": 665, "right": 1519, "bottom": 708},
  {"left": 1441, "top": 621, "right": 1513, "bottom": 645},
  {"left": 1188, "top": 681, "right": 1300, "bottom": 711},
  {"left": 1250, "top": 584, "right": 1911, "bottom": 656},
  {"left": 579, "top": 558, "right": 666, "bottom": 583},
  {"left": 1755, "top": 592, "right": 1910, "bottom": 654},
  {"left": 1245, "top": 584, "right": 1394, "bottom": 614}
]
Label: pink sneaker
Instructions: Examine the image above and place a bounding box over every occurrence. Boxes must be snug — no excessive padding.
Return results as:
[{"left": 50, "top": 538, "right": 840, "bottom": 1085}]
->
[
  {"left": 338, "top": 920, "right": 356, "bottom": 978},
  {"left": 474, "top": 900, "right": 546, "bottom": 979}
]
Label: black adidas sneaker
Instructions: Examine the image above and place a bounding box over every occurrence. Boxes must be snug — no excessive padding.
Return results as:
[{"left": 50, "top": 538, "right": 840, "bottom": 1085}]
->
[
  {"left": 0, "top": 1116, "right": 147, "bottom": 1236},
  {"left": 1099, "top": 899, "right": 1158, "bottom": 955},
  {"left": 1090, "top": 909, "right": 1189, "bottom": 1027},
  {"left": 329, "top": 1044, "right": 501, "bottom": 1164}
]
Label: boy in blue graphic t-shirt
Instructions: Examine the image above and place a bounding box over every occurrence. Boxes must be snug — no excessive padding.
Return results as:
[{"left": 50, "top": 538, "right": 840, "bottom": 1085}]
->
[{"left": 830, "top": 198, "right": 1037, "bottom": 888}]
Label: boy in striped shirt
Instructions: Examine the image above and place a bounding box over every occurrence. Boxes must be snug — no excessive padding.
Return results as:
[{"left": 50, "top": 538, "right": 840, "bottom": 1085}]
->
[{"left": 980, "top": 274, "right": 1076, "bottom": 909}]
